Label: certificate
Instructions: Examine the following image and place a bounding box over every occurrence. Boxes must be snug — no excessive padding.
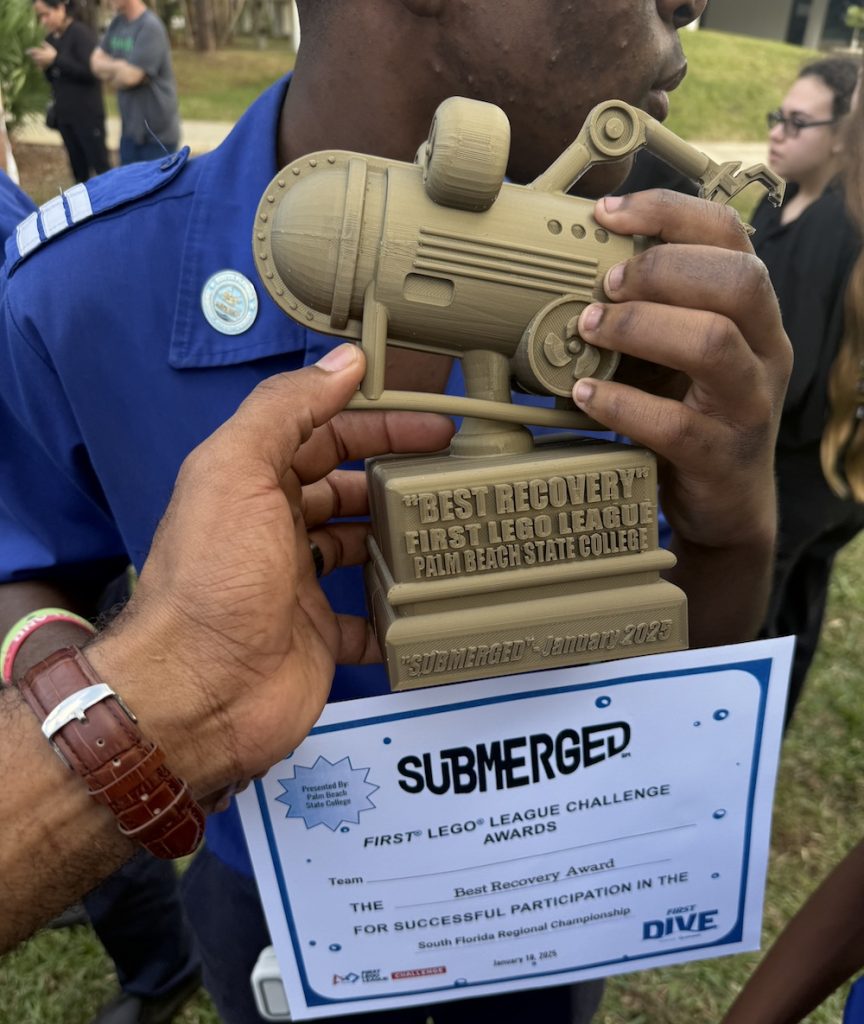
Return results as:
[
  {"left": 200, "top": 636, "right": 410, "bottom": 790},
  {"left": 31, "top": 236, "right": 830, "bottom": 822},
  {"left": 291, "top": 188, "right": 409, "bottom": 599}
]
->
[{"left": 238, "top": 637, "right": 793, "bottom": 1019}]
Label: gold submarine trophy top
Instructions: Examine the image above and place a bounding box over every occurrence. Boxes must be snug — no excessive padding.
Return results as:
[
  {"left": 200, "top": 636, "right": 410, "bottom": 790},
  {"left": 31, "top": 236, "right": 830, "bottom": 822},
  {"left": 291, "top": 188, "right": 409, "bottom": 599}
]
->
[{"left": 253, "top": 97, "right": 785, "bottom": 691}]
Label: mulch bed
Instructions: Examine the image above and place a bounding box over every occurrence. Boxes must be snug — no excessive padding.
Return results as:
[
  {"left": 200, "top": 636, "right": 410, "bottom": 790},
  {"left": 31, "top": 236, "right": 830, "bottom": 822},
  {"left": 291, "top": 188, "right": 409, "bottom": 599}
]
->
[{"left": 13, "top": 143, "right": 117, "bottom": 206}]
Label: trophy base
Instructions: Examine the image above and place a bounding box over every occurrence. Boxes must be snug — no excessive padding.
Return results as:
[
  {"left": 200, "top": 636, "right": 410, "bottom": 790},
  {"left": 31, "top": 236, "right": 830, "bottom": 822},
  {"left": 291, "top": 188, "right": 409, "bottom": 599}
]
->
[
  {"left": 364, "top": 436, "right": 687, "bottom": 691},
  {"left": 366, "top": 561, "right": 687, "bottom": 690}
]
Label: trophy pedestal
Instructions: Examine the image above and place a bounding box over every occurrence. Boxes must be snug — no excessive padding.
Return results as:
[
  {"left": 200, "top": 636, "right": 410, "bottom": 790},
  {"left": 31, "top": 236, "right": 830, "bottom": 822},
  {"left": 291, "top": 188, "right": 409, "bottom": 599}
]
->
[{"left": 365, "top": 436, "right": 687, "bottom": 691}]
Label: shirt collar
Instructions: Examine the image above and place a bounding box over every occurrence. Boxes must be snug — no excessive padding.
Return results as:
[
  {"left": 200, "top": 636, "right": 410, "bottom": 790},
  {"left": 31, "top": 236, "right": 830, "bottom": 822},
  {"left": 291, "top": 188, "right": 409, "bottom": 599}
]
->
[{"left": 168, "top": 75, "right": 310, "bottom": 369}]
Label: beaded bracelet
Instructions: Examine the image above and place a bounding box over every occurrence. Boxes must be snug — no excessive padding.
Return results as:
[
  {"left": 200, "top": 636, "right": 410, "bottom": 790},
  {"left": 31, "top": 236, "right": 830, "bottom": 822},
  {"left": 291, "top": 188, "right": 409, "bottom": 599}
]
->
[{"left": 1, "top": 608, "right": 96, "bottom": 684}]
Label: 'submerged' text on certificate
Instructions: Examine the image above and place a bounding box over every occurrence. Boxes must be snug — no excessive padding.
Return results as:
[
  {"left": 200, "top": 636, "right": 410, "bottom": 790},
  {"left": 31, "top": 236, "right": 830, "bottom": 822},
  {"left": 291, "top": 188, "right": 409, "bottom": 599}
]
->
[{"left": 239, "top": 638, "right": 793, "bottom": 1019}]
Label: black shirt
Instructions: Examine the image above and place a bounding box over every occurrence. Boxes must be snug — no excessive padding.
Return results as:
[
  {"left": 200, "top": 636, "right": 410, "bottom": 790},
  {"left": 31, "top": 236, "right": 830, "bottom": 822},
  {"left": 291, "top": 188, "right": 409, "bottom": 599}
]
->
[
  {"left": 45, "top": 20, "right": 105, "bottom": 128},
  {"left": 752, "top": 182, "right": 860, "bottom": 451}
]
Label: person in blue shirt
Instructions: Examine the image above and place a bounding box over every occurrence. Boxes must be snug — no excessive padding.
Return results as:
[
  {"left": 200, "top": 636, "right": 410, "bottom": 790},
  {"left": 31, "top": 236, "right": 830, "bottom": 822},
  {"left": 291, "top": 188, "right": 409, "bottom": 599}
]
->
[
  {"left": 0, "top": 172, "right": 36, "bottom": 246},
  {"left": 2, "top": 180, "right": 205, "bottom": 1024},
  {"left": 0, "top": 1, "right": 791, "bottom": 1022}
]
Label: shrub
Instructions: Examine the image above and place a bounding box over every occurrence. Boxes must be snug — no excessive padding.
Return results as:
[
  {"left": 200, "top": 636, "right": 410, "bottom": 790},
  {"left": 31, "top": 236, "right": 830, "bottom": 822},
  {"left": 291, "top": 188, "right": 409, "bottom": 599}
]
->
[{"left": 0, "top": 0, "right": 49, "bottom": 127}]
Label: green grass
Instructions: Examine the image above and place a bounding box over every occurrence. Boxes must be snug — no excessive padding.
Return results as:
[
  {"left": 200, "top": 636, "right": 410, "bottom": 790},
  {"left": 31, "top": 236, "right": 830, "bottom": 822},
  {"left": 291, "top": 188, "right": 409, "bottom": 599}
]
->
[
  {"left": 103, "top": 36, "right": 296, "bottom": 122},
  {"left": 172, "top": 37, "right": 296, "bottom": 121},
  {"left": 666, "top": 30, "right": 822, "bottom": 141},
  {"left": 3, "top": 532, "right": 863, "bottom": 1022}
]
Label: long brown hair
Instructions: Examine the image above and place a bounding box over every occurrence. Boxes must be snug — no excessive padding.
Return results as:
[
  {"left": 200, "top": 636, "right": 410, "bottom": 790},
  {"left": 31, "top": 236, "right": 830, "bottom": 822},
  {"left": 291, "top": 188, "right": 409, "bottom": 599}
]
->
[{"left": 822, "top": 63, "right": 864, "bottom": 501}]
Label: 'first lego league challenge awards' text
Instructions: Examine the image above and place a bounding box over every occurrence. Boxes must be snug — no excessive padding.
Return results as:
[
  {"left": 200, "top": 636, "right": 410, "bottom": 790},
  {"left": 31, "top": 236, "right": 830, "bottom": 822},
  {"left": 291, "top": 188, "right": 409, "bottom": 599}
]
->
[{"left": 239, "top": 639, "right": 793, "bottom": 1019}]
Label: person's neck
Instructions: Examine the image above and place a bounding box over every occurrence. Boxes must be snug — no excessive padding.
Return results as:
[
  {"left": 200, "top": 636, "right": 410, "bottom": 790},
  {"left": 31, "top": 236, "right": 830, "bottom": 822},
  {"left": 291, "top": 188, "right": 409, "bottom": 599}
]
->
[
  {"left": 122, "top": 0, "right": 148, "bottom": 22},
  {"left": 276, "top": 38, "right": 447, "bottom": 170}
]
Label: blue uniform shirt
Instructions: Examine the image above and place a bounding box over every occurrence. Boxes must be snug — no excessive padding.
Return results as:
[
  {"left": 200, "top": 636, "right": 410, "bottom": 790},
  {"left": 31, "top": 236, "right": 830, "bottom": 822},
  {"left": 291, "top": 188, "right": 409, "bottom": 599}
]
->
[
  {"left": 0, "top": 78, "right": 392, "bottom": 873},
  {"left": 0, "top": 172, "right": 36, "bottom": 245},
  {"left": 0, "top": 78, "right": 669, "bottom": 876}
]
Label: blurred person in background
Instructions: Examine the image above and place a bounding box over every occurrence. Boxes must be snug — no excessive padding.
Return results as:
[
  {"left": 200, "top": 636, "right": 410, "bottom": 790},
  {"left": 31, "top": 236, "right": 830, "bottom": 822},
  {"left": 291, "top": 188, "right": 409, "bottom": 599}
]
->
[
  {"left": 721, "top": 58, "right": 864, "bottom": 1024},
  {"left": 90, "top": 0, "right": 180, "bottom": 165},
  {"left": 822, "top": 68, "right": 864, "bottom": 512},
  {"left": 753, "top": 56, "right": 864, "bottom": 724},
  {"left": 27, "top": 0, "right": 110, "bottom": 183}
]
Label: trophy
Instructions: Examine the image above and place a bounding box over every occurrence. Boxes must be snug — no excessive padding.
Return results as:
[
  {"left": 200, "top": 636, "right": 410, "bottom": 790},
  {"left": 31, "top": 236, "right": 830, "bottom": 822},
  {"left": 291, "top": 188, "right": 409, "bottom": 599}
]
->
[{"left": 252, "top": 98, "right": 784, "bottom": 690}]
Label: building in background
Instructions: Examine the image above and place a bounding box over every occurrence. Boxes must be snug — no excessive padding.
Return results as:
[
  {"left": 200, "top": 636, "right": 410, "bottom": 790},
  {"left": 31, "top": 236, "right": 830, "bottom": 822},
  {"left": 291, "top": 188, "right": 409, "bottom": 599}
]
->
[{"left": 702, "top": 0, "right": 854, "bottom": 50}]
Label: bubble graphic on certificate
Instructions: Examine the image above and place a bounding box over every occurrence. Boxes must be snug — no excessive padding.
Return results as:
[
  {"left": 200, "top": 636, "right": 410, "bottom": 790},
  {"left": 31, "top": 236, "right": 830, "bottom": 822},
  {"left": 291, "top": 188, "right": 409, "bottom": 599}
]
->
[{"left": 275, "top": 755, "right": 380, "bottom": 831}]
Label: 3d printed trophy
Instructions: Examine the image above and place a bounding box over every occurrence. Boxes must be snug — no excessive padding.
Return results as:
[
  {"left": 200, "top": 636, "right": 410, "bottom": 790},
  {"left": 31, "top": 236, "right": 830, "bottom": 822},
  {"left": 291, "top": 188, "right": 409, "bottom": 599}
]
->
[{"left": 253, "top": 98, "right": 784, "bottom": 691}]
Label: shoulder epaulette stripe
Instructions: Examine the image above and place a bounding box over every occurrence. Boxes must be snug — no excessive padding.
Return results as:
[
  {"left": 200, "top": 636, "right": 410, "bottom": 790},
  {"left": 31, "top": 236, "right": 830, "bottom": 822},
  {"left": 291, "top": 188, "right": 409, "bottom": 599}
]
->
[
  {"left": 7, "top": 148, "right": 188, "bottom": 272},
  {"left": 15, "top": 213, "right": 40, "bottom": 259},
  {"left": 40, "top": 195, "right": 67, "bottom": 238},
  {"left": 12, "top": 183, "right": 94, "bottom": 261},
  {"left": 64, "top": 184, "right": 93, "bottom": 224}
]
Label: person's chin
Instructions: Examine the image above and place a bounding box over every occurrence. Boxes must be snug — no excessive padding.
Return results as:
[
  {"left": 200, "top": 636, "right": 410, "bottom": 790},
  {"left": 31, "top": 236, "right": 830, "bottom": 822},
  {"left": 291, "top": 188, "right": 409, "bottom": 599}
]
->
[{"left": 767, "top": 151, "right": 784, "bottom": 175}]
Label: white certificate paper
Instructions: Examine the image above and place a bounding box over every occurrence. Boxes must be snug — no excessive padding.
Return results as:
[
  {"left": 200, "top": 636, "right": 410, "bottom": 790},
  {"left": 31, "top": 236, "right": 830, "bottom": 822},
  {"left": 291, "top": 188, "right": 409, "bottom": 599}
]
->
[{"left": 238, "top": 638, "right": 793, "bottom": 1019}]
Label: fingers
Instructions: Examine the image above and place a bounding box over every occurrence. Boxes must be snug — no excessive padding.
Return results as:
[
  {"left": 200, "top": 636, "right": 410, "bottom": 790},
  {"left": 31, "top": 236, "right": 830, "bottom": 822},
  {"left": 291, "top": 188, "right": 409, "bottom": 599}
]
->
[
  {"left": 305, "top": 522, "right": 372, "bottom": 575},
  {"left": 577, "top": 299, "right": 768, "bottom": 416},
  {"left": 571, "top": 377, "right": 740, "bottom": 473},
  {"left": 184, "top": 345, "right": 453, "bottom": 494},
  {"left": 333, "top": 615, "right": 381, "bottom": 665},
  {"left": 301, "top": 470, "right": 368, "bottom": 526},
  {"left": 291, "top": 410, "right": 454, "bottom": 485},
  {"left": 567, "top": 190, "right": 790, "bottom": 563},
  {"left": 204, "top": 344, "right": 368, "bottom": 482},
  {"left": 595, "top": 190, "right": 753, "bottom": 252},
  {"left": 595, "top": 247, "right": 784, "bottom": 366},
  {"left": 592, "top": 193, "right": 787, "bottom": 366},
  {"left": 587, "top": 191, "right": 790, "bottom": 408}
]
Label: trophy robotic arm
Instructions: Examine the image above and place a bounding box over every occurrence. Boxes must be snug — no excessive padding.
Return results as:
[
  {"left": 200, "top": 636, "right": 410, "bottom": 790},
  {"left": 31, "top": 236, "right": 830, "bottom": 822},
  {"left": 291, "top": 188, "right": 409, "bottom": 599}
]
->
[
  {"left": 530, "top": 98, "right": 785, "bottom": 211},
  {"left": 254, "top": 97, "right": 784, "bottom": 434}
]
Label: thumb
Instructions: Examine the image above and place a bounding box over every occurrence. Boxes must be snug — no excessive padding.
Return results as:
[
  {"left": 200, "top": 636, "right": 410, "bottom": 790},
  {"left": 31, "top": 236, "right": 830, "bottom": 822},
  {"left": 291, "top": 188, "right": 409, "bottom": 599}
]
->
[{"left": 218, "top": 344, "right": 366, "bottom": 479}]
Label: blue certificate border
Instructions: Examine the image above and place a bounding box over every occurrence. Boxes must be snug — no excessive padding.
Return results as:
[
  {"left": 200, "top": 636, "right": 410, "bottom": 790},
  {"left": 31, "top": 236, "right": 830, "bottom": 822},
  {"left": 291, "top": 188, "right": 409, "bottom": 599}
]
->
[{"left": 253, "top": 657, "right": 771, "bottom": 1008}]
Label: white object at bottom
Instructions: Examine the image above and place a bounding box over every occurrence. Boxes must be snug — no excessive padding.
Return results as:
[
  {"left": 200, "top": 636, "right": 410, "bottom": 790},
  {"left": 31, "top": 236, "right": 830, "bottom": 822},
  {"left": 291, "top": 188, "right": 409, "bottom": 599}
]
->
[{"left": 251, "top": 946, "right": 292, "bottom": 1021}]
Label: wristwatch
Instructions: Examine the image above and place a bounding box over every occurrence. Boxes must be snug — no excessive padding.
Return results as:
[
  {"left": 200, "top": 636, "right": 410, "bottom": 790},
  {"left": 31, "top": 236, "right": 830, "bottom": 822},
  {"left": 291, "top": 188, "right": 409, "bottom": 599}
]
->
[{"left": 17, "top": 646, "right": 204, "bottom": 859}]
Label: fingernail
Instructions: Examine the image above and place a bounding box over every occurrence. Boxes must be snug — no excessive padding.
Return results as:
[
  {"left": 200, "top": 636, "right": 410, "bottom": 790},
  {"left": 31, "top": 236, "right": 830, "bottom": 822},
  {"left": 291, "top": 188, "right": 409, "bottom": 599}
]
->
[
  {"left": 573, "top": 380, "right": 596, "bottom": 406},
  {"left": 316, "top": 343, "right": 358, "bottom": 372},
  {"left": 606, "top": 263, "right": 625, "bottom": 294},
  {"left": 579, "top": 304, "right": 604, "bottom": 334},
  {"left": 603, "top": 195, "right": 624, "bottom": 213}
]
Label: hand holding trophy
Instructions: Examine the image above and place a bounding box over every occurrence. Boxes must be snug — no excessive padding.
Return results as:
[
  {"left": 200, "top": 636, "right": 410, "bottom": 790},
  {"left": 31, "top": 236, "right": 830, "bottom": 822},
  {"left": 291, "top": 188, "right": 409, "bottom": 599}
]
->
[{"left": 253, "top": 98, "right": 784, "bottom": 690}]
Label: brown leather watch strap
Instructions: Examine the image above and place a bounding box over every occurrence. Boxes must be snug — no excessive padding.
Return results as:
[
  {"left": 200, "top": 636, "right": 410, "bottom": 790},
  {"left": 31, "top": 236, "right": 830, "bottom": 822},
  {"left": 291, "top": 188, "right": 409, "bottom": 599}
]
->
[{"left": 18, "top": 646, "right": 204, "bottom": 859}]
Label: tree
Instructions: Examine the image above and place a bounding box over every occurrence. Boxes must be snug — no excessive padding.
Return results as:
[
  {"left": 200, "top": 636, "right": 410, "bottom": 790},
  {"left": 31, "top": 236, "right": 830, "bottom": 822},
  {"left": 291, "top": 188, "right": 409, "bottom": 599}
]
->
[
  {"left": 0, "top": 0, "right": 49, "bottom": 128},
  {"left": 178, "top": 0, "right": 253, "bottom": 51},
  {"left": 845, "top": 4, "right": 864, "bottom": 51}
]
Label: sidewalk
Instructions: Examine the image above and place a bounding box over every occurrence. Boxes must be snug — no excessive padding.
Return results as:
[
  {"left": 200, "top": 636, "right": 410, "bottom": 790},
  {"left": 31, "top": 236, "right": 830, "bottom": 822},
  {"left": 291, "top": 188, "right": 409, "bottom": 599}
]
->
[
  {"left": 16, "top": 114, "right": 768, "bottom": 166},
  {"left": 15, "top": 114, "right": 233, "bottom": 155},
  {"left": 689, "top": 140, "right": 769, "bottom": 167}
]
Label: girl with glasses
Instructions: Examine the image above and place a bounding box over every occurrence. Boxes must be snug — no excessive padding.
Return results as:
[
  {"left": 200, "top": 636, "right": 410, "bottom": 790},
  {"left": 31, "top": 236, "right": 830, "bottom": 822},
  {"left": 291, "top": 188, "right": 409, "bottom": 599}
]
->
[
  {"left": 751, "top": 56, "right": 863, "bottom": 724},
  {"left": 721, "top": 61, "right": 864, "bottom": 1024}
]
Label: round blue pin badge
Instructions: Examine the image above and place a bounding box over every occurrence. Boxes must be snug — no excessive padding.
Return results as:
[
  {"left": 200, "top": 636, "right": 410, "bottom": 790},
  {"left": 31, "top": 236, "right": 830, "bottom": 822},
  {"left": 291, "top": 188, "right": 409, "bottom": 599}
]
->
[{"left": 201, "top": 270, "right": 259, "bottom": 335}]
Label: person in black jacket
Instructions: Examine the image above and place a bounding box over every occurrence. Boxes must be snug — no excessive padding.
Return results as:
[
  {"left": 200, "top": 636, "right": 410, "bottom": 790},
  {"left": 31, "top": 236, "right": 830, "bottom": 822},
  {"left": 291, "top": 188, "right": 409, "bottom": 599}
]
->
[
  {"left": 753, "top": 56, "right": 864, "bottom": 723},
  {"left": 28, "top": 0, "right": 111, "bottom": 183}
]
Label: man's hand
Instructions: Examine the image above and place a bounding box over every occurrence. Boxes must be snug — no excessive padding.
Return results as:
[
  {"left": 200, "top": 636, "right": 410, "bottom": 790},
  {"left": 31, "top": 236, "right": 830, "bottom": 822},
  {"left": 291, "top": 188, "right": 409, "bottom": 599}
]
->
[
  {"left": 27, "top": 43, "right": 57, "bottom": 69},
  {"left": 90, "top": 47, "right": 144, "bottom": 88},
  {"left": 571, "top": 190, "right": 793, "bottom": 645},
  {"left": 89, "top": 46, "right": 113, "bottom": 78},
  {"left": 87, "top": 345, "right": 454, "bottom": 800}
]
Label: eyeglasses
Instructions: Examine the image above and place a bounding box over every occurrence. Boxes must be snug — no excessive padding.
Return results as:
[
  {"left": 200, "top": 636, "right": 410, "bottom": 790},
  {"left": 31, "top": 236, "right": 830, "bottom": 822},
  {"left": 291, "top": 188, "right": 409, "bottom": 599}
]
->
[{"left": 766, "top": 109, "right": 837, "bottom": 138}]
